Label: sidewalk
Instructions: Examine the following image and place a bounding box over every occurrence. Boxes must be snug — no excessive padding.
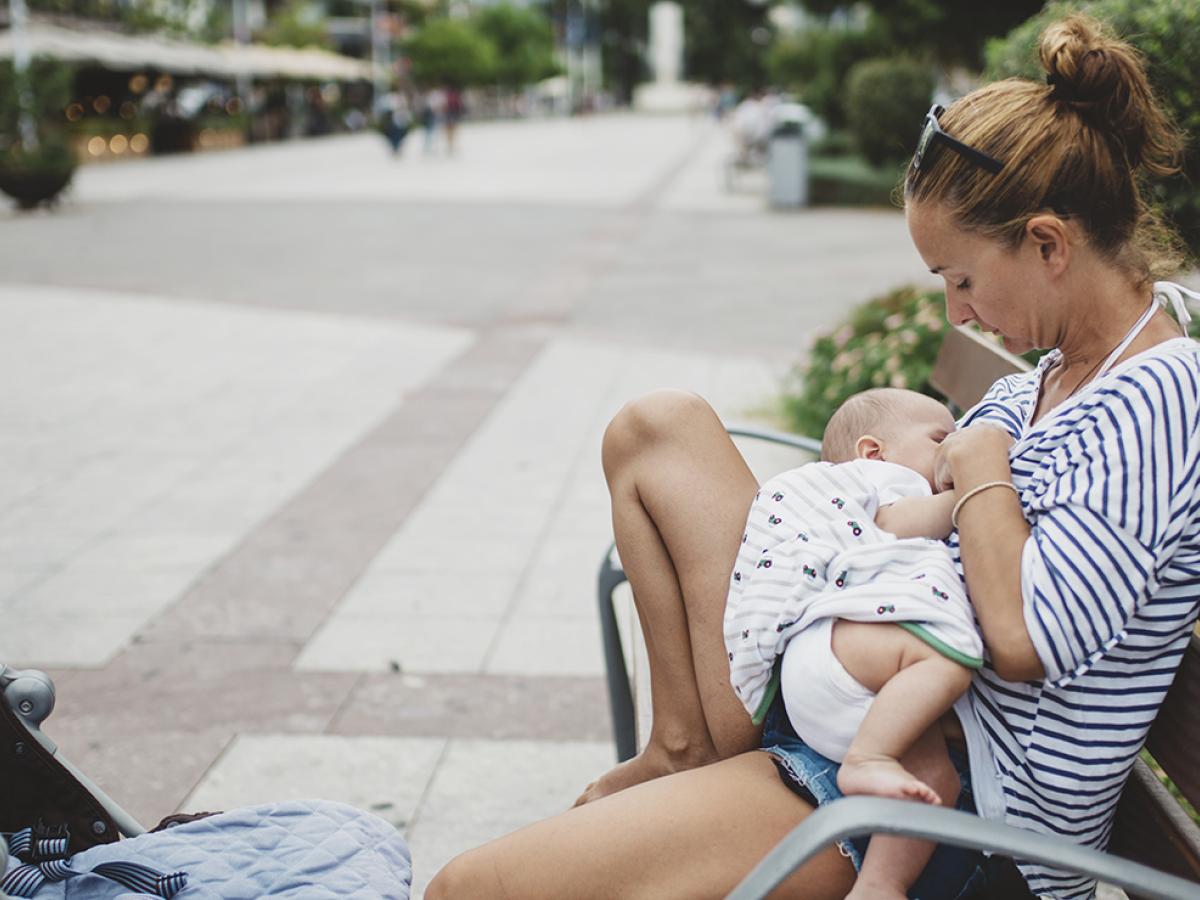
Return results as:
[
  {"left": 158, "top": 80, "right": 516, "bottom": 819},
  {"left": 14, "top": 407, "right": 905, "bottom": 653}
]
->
[{"left": 0, "top": 113, "right": 939, "bottom": 896}]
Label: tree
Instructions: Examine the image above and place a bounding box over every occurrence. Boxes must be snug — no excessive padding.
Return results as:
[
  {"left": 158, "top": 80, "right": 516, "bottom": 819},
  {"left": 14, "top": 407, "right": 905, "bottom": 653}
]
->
[
  {"left": 476, "top": 4, "right": 561, "bottom": 89},
  {"left": 798, "top": 0, "right": 1046, "bottom": 68},
  {"left": 679, "top": 0, "right": 775, "bottom": 88},
  {"left": 404, "top": 17, "right": 498, "bottom": 86},
  {"left": 261, "top": 0, "right": 331, "bottom": 49}
]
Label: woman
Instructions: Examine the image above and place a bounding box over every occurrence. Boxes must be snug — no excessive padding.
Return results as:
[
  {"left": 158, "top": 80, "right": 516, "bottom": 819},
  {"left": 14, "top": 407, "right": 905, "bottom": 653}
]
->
[{"left": 427, "top": 16, "right": 1200, "bottom": 900}]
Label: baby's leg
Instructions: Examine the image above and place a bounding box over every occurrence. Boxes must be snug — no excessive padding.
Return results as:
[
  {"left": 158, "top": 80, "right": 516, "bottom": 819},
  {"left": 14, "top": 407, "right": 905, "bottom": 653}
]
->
[
  {"left": 846, "top": 725, "right": 961, "bottom": 900},
  {"left": 831, "top": 620, "right": 971, "bottom": 802},
  {"left": 831, "top": 621, "right": 972, "bottom": 900}
]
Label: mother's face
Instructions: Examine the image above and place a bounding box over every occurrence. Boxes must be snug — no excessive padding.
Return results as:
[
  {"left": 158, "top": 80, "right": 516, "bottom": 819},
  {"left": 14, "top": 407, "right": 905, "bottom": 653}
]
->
[{"left": 906, "top": 201, "right": 1053, "bottom": 356}]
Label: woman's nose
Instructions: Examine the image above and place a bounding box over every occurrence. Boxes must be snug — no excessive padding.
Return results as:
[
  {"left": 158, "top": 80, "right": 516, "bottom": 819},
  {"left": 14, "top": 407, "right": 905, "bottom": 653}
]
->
[{"left": 944, "top": 293, "right": 973, "bottom": 327}]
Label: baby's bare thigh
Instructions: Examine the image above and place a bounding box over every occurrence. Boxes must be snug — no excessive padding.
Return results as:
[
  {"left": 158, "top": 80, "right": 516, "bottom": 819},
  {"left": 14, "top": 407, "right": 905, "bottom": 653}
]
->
[{"left": 830, "top": 620, "right": 956, "bottom": 693}]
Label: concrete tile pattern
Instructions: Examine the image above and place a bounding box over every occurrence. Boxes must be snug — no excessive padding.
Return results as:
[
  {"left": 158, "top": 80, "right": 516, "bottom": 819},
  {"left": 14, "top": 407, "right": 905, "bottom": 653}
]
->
[{"left": 0, "top": 114, "right": 1108, "bottom": 898}]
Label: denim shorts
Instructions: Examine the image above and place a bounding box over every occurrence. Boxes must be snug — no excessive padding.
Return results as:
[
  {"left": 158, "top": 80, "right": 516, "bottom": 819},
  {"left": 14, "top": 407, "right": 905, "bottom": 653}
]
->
[{"left": 759, "top": 691, "right": 1017, "bottom": 900}]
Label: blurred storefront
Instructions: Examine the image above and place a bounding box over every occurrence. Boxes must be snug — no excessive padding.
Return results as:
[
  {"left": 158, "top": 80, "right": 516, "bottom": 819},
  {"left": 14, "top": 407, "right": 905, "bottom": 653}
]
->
[{"left": 0, "top": 20, "right": 373, "bottom": 162}]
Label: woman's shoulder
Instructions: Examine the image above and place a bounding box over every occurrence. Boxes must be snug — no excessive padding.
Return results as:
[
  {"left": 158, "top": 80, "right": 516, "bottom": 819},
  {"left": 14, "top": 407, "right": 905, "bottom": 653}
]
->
[{"left": 1103, "top": 337, "right": 1200, "bottom": 411}]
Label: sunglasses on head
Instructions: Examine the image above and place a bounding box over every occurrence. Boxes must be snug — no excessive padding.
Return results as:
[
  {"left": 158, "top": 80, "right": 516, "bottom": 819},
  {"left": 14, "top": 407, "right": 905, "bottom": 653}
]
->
[{"left": 912, "top": 104, "right": 1004, "bottom": 175}]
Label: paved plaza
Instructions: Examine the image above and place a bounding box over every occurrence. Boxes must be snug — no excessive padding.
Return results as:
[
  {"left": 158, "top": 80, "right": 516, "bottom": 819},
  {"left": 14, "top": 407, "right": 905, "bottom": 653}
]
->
[{"left": 0, "top": 113, "right": 940, "bottom": 895}]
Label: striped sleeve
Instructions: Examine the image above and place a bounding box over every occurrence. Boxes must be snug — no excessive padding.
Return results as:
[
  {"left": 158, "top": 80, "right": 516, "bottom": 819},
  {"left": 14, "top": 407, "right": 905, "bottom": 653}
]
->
[
  {"left": 1019, "top": 358, "right": 1200, "bottom": 687},
  {"left": 958, "top": 370, "right": 1038, "bottom": 438}
]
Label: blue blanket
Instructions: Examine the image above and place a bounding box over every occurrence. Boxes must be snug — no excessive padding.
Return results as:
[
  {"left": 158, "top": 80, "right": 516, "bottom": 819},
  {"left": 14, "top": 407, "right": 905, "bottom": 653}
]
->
[{"left": 3, "top": 799, "right": 412, "bottom": 899}]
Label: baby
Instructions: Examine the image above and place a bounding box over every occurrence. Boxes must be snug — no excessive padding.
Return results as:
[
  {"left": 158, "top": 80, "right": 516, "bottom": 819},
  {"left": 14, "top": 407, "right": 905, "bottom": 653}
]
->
[{"left": 724, "top": 387, "right": 980, "bottom": 900}]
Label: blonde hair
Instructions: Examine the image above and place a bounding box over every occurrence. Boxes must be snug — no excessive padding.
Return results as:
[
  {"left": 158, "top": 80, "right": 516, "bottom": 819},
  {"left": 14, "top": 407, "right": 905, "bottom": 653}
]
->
[
  {"left": 821, "top": 388, "right": 912, "bottom": 463},
  {"left": 905, "top": 14, "right": 1186, "bottom": 286}
]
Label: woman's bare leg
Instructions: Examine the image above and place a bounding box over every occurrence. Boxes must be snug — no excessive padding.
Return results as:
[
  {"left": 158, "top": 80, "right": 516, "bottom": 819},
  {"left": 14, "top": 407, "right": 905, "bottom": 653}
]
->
[
  {"left": 428, "top": 751, "right": 856, "bottom": 900},
  {"left": 577, "top": 391, "right": 762, "bottom": 804}
]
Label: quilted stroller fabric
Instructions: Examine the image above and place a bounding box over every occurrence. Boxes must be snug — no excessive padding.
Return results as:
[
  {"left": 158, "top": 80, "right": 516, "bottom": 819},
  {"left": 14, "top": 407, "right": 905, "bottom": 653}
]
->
[{"left": 3, "top": 800, "right": 412, "bottom": 899}]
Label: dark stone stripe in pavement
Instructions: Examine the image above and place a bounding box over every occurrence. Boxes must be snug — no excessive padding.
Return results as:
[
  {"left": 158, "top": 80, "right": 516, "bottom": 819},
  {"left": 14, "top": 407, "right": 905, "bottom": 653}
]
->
[
  {"left": 330, "top": 672, "right": 613, "bottom": 745},
  {"left": 139, "top": 327, "right": 547, "bottom": 645}
]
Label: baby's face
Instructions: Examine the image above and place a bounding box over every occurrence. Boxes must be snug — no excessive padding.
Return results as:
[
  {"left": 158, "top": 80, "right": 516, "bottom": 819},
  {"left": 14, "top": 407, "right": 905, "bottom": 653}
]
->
[{"left": 878, "top": 396, "right": 957, "bottom": 489}]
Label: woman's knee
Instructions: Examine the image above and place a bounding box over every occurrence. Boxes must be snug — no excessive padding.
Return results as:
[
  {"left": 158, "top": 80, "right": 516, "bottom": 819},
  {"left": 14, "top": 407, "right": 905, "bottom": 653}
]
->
[
  {"left": 423, "top": 851, "right": 483, "bottom": 900},
  {"left": 602, "top": 390, "right": 715, "bottom": 477}
]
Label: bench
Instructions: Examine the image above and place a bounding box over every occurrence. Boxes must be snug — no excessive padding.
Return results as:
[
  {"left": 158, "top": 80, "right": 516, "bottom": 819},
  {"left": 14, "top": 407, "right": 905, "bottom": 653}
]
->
[{"left": 597, "top": 324, "right": 1200, "bottom": 899}]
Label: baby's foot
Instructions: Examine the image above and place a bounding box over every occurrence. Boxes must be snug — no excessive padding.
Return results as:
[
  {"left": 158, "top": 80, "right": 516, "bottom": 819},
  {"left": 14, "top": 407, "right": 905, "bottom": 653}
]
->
[
  {"left": 573, "top": 742, "right": 715, "bottom": 807},
  {"left": 837, "top": 754, "right": 941, "bottom": 805}
]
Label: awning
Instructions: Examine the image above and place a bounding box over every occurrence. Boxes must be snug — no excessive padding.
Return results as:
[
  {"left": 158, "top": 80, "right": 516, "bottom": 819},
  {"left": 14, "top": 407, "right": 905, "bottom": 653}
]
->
[{"left": 0, "top": 22, "right": 373, "bottom": 81}]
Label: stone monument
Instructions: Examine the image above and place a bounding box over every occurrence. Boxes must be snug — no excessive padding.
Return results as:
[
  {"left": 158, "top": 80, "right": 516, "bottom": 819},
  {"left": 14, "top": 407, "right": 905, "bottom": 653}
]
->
[{"left": 633, "top": 1, "right": 709, "bottom": 113}]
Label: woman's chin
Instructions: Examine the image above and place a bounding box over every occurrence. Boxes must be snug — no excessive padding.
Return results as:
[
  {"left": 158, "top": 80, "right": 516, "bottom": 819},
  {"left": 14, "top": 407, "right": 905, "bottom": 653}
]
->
[{"left": 1000, "top": 335, "right": 1034, "bottom": 356}]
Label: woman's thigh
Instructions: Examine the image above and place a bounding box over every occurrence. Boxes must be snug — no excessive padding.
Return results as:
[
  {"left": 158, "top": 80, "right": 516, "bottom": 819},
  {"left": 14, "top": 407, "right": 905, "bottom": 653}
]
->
[{"left": 427, "top": 751, "right": 855, "bottom": 900}]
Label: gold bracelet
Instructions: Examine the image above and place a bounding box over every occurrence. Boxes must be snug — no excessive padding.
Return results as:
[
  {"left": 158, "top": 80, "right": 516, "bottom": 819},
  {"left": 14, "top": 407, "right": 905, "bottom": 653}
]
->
[{"left": 951, "top": 480, "right": 1020, "bottom": 530}]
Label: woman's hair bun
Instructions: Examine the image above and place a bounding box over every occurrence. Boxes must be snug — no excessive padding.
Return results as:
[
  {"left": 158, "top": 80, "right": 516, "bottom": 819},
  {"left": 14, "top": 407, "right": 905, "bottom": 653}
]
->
[{"left": 1039, "top": 13, "right": 1181, "bottom": 176}]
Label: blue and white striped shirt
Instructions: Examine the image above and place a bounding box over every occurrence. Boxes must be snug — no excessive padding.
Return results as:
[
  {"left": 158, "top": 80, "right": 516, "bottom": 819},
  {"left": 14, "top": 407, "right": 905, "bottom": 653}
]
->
[{"left": 950, "top": 335, "right": 1200, "bottom": 898}]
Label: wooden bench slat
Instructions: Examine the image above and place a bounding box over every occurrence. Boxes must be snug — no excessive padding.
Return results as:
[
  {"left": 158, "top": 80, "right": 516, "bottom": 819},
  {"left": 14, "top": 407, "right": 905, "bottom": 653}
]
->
[
  {"left": 1109, "top": 757, "right": 1200, "bottom": 888},
  {"left": 929, "top": 325, "right": 1030, "bottom": 411},
  {"left": 1144, "top": 631, "right": 1200, "bottom": 809}
]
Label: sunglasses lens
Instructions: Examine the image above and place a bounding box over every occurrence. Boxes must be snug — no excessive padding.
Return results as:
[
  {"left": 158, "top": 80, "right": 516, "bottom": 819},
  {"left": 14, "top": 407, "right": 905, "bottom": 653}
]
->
[{"left": 915, "top": 119, "right": 935, "bottom": 168}]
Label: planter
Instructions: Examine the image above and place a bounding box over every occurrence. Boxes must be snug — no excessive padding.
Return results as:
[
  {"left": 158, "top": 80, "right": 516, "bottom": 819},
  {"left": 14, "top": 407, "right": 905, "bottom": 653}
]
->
[{"left": 0, "top": 164, "right": 75, "bottom": 210}]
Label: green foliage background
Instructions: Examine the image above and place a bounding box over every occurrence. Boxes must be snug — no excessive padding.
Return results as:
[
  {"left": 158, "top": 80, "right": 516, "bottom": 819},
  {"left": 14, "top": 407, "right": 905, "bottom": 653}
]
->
[
  {"left": 984, "top": 0, "right": 1200, "bottom": 257},
  {"left": 844, "top": 57, "right": 935, "bottom": 167},
  {"left": 476, "top": 4, "right": 561, "bottom": 89},
  {"left": 404, "top": 17, "right": 498, "bottom": 87},
  {"left": 781, "top": 288, "right": 949, "bottom": 438},
  {"left": 0, "top": 58, "right": 74, "bottom": 170}
]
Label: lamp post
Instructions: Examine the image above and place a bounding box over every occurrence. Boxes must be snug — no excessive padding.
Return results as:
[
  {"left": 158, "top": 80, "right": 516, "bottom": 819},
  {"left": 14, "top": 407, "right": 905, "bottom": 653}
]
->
[
  {"left": 231, "top": 0, "right": 252, "bottom": 104},
  {"left": 7, "top": 0, "right": 39, "bottom": 149}
]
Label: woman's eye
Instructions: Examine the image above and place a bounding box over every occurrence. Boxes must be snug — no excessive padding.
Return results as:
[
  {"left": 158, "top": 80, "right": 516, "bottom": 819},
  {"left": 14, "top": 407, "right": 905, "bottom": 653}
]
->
[{"left": 956, "top": 279, "right": 971, "bottom": 291}]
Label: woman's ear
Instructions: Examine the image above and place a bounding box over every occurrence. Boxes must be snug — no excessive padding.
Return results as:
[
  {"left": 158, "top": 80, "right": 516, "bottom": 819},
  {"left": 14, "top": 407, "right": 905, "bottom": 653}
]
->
[
  {"left": 855, "top": 435, "right": 885, "bottom": 460},
  {"left": 1026, "top": 215, "right": 1071, "bottom": 276}
]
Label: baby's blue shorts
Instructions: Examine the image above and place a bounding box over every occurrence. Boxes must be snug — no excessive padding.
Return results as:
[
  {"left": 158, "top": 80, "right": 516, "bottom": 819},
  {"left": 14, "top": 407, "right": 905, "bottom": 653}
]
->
[{"left": 759, "top": 691, "right": 1026, "bottom": 900}]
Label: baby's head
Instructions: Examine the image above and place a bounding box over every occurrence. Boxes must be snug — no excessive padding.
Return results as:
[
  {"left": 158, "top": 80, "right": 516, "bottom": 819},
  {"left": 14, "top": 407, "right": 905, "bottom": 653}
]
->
[{"left": 821, "top": 388, "right": 956, "bottom": 489}]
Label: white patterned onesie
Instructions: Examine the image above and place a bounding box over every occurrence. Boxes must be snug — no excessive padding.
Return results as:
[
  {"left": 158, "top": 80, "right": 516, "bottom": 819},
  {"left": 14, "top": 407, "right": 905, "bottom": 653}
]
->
[{"left": 724, "top": 458, "right": 983, "bottom": 726}]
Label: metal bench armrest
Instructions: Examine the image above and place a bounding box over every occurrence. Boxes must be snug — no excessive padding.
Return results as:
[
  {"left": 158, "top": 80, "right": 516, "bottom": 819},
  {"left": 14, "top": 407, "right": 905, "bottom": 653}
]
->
[
  {"left": 724, "top": 425, "right": 822, "bottom": 456},
  {"left": 727, "top": 796, "right": 1199, "bottom": 900}
]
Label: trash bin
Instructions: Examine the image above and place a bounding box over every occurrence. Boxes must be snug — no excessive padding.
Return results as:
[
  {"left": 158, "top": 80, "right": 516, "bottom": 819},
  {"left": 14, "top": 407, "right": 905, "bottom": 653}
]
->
[{"left": 767, "top": 103, "right": 810, "bottom": 208}]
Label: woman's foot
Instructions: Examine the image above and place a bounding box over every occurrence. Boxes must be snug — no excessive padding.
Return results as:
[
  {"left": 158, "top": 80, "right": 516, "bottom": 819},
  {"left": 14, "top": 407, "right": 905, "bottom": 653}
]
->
[
  {"left": 574, "top": 740, "right": 718, "bottom": 806},
  {"left": 837, "top": 754, "right": 941, "bottom": 805}
]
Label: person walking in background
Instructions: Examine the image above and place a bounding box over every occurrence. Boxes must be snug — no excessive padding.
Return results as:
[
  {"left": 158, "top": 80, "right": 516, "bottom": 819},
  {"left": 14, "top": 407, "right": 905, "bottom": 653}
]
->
[
  {"left": 381, "top": 89, "right": 412, "bottom": 157},
  {"left": 444, "top": 86, "right": 464, "bottom": 156},
  {"left": 420, "top": 88, "right": 443, "bottom": 154}
]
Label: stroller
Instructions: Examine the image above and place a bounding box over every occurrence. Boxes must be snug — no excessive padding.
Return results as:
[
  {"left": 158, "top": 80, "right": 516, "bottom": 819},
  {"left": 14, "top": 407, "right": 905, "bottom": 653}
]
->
[{"left": 1, "top": 664, "right": 413, "bottom": 898}]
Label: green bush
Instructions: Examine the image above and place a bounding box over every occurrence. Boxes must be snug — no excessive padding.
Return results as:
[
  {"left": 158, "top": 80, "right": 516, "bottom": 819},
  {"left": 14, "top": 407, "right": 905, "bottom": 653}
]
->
[
  {"left": 984, "top": 0, "right": 1200, "bottom": 257},
  {"left": 766, "top": 23, "right": 890, "bottom": 129},
  {"left": 0, "top": 57, "right": 72, "bottom": 150},
  {"left": 844, "top": 57, "right": 935, "bottom": 168},
  {"left": 780, "top": 287, "right": 949, "bottom": 438},
  {"left": 809, "top": 155, "right": 903, "bottom": 207}
]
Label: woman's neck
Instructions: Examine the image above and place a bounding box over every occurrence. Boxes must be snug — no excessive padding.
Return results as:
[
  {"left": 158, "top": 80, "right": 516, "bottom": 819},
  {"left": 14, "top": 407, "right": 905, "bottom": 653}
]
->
[
  {"left": 1053, "top": 267, "right": 1150, "bottom": 371},
  {"left": 1034, "top": 270, "right": 1181, "bottom": 423}
]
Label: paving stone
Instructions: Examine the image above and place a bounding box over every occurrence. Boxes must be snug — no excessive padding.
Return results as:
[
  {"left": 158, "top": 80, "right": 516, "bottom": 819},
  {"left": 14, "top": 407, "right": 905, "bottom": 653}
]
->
[
  {"left": 405, "top": 739, "right": 613, "bottom": 898},
  {"left": 182, "top": 734, "right": 448, "bottom": 834},
  {"left": 330, "top": 672, "right": 611, "bottom": 743}
]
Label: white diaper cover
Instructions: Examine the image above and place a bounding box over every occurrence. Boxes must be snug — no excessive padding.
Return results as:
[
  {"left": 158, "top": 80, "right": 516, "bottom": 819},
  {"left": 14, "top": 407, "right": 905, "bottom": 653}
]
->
[{"left": 779, "top": 617, "right": 876, "bottom": 763}]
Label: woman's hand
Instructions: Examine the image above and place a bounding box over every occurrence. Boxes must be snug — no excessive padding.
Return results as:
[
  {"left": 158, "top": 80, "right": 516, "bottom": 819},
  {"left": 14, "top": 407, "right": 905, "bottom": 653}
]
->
[{"left": 933, "top": 424, "right": 1014, "bottom": 492}]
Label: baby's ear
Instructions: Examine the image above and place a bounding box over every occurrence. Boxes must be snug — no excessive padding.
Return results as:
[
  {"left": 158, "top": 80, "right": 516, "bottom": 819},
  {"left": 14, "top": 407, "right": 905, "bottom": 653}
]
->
[{"left": 855, "top": 435, "right": 884, "bottom": 461}]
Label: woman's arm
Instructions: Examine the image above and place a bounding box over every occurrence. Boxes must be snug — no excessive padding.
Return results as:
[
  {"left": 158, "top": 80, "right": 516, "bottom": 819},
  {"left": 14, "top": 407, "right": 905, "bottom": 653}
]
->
[
  {"left": 935, "top": 425, "right": 1045, "bottom": 682},
  {"left": 874, "top": 492, "right": 957, "bottom": 540}
]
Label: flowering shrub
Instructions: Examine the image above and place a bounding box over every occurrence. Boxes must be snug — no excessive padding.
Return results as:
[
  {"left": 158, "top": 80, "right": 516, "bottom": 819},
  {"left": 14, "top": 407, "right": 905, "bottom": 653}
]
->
[{"left": 780, "top": 287, "right": 949, "bottom": 439}]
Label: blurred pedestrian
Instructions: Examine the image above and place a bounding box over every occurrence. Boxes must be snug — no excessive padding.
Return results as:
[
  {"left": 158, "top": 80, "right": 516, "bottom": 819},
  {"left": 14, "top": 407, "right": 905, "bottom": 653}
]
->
[
  {"left": 381, "top": 90, "right": 412, "bottom": 156},
  {"left": 444, "top": 86, "right": 464, "bottom": 155},
  {"left": 421, "top": 89, "right": 444, "bottom": 154}
]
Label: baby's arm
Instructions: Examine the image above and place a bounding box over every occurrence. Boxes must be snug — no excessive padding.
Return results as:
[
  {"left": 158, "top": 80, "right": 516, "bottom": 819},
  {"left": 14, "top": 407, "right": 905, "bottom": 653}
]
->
[{"left": 874, "top": 492, "right": 956, "bottom": 540}]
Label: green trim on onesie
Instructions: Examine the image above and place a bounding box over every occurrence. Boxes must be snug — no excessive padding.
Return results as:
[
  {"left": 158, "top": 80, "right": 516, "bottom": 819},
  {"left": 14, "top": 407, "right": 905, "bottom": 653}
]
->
[
  {"left": 751, "top": 662, "right": 782, "bottom": 725},
  {"left": 897, "top": 621, "right": 984, "bottom": 669}
]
